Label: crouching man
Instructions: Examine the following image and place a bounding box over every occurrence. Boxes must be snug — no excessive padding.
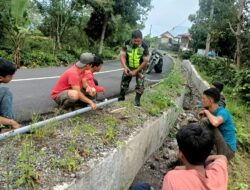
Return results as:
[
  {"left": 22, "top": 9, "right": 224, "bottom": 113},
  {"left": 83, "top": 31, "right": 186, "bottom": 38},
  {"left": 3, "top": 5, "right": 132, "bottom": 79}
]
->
[
  {"left": 199, "top": 88, "right": 236, "bottom": 160},
  {"left": 51, "top": 53, "right": 103, "bottom": 110},
  {"left": 0, "top": 58, "right": 20, "bottom": 132}
]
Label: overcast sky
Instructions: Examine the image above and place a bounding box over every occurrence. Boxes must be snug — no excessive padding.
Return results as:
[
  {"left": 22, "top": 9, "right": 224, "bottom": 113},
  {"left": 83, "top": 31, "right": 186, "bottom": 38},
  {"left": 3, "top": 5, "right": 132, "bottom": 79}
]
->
[{"left": 142, "top": 0, "right": 199, "bottom": 37}]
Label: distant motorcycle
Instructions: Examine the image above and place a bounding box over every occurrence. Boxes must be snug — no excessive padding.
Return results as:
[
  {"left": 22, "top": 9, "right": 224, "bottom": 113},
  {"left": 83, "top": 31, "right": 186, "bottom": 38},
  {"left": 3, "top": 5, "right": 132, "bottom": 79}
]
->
[{"left": 146, "top": 50, "right": 163, "bottom": 74}]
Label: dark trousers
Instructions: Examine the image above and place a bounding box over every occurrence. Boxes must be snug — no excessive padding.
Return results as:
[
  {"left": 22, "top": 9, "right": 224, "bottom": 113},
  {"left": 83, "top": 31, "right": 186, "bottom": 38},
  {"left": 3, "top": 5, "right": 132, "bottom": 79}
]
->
[
  {"left": 0, "top": 87, "right": 15, "bottom": 120},
  {"left": 199, "top": 118, "right": 235, "bottom": 160},
  {"left": 120, "top": 70, "right": 145, "bottom": 96}
]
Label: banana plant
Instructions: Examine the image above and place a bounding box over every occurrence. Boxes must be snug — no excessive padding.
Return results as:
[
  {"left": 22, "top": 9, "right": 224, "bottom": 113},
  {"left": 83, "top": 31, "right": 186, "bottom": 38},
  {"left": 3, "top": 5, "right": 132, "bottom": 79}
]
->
[{"left": 8, "top": 0, "right": 30, "bottom": 68}]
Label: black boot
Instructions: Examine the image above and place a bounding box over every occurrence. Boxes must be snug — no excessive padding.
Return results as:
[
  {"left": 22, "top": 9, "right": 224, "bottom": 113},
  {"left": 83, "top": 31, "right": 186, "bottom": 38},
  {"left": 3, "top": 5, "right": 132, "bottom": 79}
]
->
[
  {"left": 118, "top": 93, "right": 125, "bottom": 101},
  {"left": 135, "top": 93, "right": 142, "bottom": 106}
]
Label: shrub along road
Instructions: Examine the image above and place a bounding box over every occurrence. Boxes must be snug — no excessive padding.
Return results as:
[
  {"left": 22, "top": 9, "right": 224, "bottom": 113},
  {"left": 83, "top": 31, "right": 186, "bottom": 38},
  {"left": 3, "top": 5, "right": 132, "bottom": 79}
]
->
[{"left": 2, "top": 57, "right": 173, "bottom": 122}]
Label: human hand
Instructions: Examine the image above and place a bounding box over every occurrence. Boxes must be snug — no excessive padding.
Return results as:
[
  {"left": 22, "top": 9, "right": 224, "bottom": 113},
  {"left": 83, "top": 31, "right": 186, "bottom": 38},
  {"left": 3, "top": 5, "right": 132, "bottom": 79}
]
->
[
  {"left": 89, "top": 101, "right": 96, "bottom": 110},
  {"left": 124, "top": 67, "right": 130, "bottom": 75},
  {"left": 131, "top": 70, "right": 138, "bottom": 77},
  {"left": 11, "top": 120, "right": 21, "bottom": 129},
  {"left": 198, "top": 110, "right": 206, "bottom": 119},
  {"left": 86, "top": 86, "right": 96, "bottom": 96},
  {"left": 95, "top": 86, "right": 105, "bottom": 92}
]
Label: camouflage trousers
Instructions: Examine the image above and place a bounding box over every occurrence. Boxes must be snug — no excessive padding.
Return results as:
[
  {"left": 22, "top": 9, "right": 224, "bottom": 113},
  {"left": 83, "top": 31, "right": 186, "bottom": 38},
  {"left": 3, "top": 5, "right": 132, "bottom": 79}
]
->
[{"left": 120, "top": 70, "right": 145, "bottom": 96}]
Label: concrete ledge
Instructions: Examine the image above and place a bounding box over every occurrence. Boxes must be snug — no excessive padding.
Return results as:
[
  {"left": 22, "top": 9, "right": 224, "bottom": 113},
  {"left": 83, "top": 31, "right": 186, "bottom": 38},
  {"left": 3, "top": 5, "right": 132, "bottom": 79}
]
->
[
  {"left": 53, "top": 91, "right": 185, "bottom": 190},
  {"left": 181, "top": 60, "right": 209, "bottom": 93}
]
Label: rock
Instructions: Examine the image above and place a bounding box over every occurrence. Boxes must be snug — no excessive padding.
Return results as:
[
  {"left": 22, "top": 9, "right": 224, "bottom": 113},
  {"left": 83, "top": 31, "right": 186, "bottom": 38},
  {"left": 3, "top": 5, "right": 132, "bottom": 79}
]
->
[
  {"left": 150, "top": 163, "right": 156, "bottom": 170},
  {"left": 160, "top": 169, "right": 166, "bottom": 174},
  {"left": 154, "top": 156, "right": 160, "bottom": 161},
  {"left": 175, "top": 124, "right": 181, "bottom": 130},
  {"left": 163, "top": 154, "right": 169, "bottom": 160},
  {"left": 180, "top": 113, "right": 187, "bottom": 118},
  {"left": 70, "top": 173, "right": 76, "bottom": 178},
  {"left": 76, "top": 171, "right": 84, "bottom": 179},
  {"left": 186, "top": 113, "right": 198, "bottom": 122}
]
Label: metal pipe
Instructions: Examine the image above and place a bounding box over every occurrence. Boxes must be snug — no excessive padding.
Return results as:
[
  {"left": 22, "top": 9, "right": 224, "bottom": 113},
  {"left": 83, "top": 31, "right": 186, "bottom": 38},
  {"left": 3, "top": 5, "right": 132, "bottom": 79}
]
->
[{"left": 0, "top": 98, "right": 118, "bottom": 141}]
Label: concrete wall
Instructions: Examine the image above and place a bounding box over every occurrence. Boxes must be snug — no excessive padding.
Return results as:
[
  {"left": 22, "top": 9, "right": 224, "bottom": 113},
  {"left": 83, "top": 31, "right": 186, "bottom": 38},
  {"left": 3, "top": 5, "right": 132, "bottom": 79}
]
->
[
  {"left": 53, "top": 92, "right": 185, "bottom": 190},
  {"left": 181, "top": 60, "right": 209, "bottom": 93}
]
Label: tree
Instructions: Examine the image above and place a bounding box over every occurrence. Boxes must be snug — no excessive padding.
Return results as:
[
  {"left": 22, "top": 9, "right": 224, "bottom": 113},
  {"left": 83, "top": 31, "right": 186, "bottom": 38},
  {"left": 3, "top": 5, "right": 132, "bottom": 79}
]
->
[
  {"left": 35, "top": 0, "right": 79, "bottom": 49},
  {"left": 228, "top": 0, "right": 247, "bottom": 68},
  {"left": 77, "top": 0, "right": 152, "bottom": 55},
  {"left": 189, "top": 0, "right": 237, "bottom": 58},
  {"left": 81, "top": 0, "right": 113, "bottom": 55},
  {"left": 205, "top": 0, "right": 215, "bottom": 56},
  {"left": 1, "top": 0, "right": 30, "bottom": 68}
]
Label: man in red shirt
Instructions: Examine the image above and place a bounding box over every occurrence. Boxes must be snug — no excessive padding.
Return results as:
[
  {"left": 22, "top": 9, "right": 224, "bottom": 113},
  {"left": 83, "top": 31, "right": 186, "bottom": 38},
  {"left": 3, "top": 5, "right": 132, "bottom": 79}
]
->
[{"left": 51, "top": 53, "right": 103, "bottom": 110}]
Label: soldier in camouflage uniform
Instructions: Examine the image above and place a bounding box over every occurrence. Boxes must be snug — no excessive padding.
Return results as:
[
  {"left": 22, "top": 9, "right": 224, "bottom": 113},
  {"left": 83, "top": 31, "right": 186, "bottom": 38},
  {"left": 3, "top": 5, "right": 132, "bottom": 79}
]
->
[{"left": 118, "top": 30, "right": 150, "bottom": 106}]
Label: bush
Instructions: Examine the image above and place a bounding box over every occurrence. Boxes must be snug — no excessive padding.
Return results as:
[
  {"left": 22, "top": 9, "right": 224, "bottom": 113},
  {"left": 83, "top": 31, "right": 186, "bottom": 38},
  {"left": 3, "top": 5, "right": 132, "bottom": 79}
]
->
[
  {"left": 101, "top": 47, "right": 118, "bottom": 60},
  {"left": 190, "top": 55, "right": 236, "bottom": 86},
  {"left": 159, "top": 43, "right": 180, "bottom": 52},
  {"left": 0, "top": 49, "right": 13, "bottom": 61},
  {"left": 235, "top": 69, "right": 250, "bottom": 107},
  {"left": 21, "top": 51, "right": 58, "bottom": 67},
  {"left": 23, "top": 37, "right": 54, "bottom": 53},
  {"left": 56, "top": 50, "right": 77, "bottom": 65},
  {"left": 179, "top": 49, "right": 194, "bottom": 59}
]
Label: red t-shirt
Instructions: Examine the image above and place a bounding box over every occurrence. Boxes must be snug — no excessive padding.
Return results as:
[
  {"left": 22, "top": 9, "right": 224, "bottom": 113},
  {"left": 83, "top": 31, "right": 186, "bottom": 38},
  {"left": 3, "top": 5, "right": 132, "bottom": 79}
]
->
[
  {"left": 51, "top": 65, "right": 82, "bottom": 100},
  {"left": 81, "top": 70, "right": 105, "bottom": 92},
  {"left": 162, "top": 158, "right": 228, "bottom": 190}
]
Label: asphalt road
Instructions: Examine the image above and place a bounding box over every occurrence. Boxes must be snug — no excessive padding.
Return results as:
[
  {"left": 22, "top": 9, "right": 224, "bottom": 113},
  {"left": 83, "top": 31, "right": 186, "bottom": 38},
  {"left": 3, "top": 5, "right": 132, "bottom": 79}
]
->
[{"left": 2, "top": 56, "right": 173, "bottom": 122}]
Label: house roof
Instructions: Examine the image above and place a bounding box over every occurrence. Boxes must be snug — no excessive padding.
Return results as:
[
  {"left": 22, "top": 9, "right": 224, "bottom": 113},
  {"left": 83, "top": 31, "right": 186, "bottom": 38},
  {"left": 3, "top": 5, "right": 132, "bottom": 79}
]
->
[
  {"left": 160, "top": 31, "right": 174, "bottom": 38},
  {"left": 169, "top": 26, "right": 189, "bottom": 37},
  {"left": 177, "top": 32, "right": 192, "bottom": 40}
]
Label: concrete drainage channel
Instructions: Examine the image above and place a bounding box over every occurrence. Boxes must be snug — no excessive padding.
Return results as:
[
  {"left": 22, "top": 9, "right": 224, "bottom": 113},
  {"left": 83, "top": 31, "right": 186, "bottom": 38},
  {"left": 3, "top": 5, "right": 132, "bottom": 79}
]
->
[{"left": 51, "top": 60, "right": 209, "bottom": 190}]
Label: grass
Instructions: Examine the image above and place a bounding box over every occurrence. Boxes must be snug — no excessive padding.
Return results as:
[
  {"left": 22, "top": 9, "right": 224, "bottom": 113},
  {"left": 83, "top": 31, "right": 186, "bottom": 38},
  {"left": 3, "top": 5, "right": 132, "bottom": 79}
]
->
[
  {"left": 142, "top": 60, "right": 184, "bottom": 116},
  {"left": 225, "top": 88, "right": 250, "bottom": 190}
]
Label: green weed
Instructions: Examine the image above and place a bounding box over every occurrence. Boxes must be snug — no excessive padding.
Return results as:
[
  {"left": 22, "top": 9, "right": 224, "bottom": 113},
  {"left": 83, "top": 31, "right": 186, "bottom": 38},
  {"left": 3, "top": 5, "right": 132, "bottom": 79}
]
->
[
  {"left": 104, "top": 126, "right": 117, "bottom": 143},
  {"left": 103, "top": 115, "right": 118, "bottom": 128},
  {"left": 14, "top": 138, "right": 41, "bottom": 189},
  {"left": 51, "top": 144, "right": 80, "bottom": 173},
  {"left": 33, "top": 121, "right": 58, "bottom": 141}
]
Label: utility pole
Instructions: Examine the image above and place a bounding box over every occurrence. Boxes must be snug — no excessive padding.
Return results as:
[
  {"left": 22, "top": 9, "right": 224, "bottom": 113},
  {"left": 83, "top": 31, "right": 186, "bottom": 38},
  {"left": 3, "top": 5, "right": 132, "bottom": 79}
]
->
[
  {"left": 205, "top": 0, "right": 215, "bottom": 56},
  {"left": 149, "top": 24, "right": 152, "bottom": 37}
]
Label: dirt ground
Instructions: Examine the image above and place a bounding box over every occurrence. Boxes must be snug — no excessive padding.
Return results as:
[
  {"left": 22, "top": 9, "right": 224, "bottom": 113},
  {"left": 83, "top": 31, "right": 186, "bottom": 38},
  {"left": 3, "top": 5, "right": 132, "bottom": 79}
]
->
[{"left": 132, "top": 84, "right": 202, "bottom": 190}]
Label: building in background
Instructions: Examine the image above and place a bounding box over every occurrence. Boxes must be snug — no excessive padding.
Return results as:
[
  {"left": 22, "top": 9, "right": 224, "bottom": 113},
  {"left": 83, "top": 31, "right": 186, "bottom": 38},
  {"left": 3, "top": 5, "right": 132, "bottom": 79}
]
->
[{"left": 159, "top": 26, "right": 191, "bottom": 50}]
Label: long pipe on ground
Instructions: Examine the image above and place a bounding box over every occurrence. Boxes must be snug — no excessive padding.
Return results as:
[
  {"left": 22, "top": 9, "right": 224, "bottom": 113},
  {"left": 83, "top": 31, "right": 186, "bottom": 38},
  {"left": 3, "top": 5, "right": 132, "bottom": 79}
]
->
[{"left": 0, "top": 98, "right": 118, "bottom": 141}]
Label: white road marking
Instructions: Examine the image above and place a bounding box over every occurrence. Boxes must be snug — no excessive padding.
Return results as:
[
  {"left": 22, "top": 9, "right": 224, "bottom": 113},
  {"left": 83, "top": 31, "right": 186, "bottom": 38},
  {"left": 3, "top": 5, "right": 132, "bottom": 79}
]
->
[
  {"left": 145, "top": 79, "right": 161, "bottom": 82},
  {"left": 12, "top": 68, "right": 123, "bottom": 82}
]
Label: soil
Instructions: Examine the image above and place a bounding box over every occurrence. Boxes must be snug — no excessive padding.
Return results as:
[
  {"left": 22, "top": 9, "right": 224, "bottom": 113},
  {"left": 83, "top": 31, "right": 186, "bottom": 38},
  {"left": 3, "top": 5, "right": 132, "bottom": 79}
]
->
[{"left": 132, "top": 84, "right": 202, "bottom": 190}]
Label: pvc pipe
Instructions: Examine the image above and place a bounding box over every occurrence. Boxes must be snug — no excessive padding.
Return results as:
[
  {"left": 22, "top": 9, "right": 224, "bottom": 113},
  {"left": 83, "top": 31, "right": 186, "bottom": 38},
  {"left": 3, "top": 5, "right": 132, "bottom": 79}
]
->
[{"left": 0, "top": 98, "right": 118, "bottom": 141}]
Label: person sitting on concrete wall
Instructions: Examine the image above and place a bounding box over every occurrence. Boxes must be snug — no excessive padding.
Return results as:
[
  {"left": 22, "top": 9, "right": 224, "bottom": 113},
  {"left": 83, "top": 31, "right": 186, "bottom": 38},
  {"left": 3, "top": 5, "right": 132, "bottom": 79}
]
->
[
  {"left": 211, "top": 81, "right": 226, "bottom": 107},
  {"left": 51, "top": 53, "right": 103, "bottom": 110},
  {"left": 199, "top": 88, "right": 236, "bottom": 160},
  {"left": 131, "top": 123, "right": 228, "bottom": 190},
  {"left": 0, "top": 58, "right": 20, "bottom": 132}
]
